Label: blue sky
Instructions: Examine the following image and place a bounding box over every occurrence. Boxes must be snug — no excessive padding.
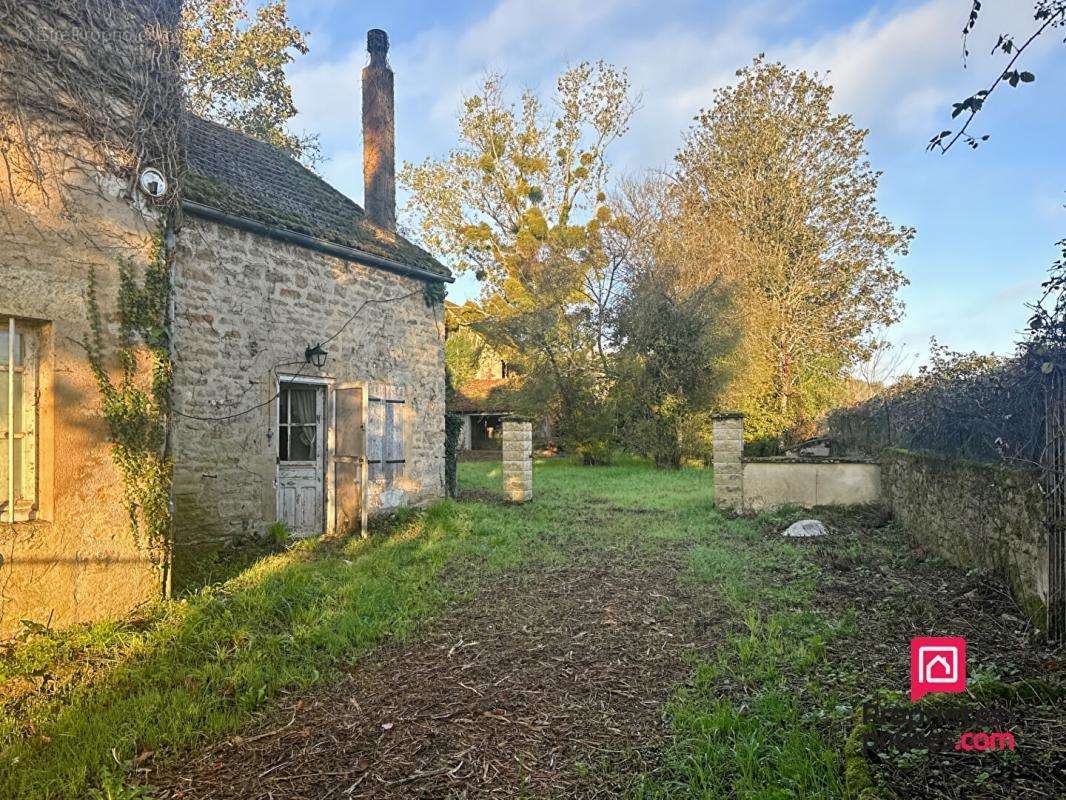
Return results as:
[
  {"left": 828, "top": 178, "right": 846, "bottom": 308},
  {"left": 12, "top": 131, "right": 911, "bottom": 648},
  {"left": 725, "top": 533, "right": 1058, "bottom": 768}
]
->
[{"left": 283, "top": 0, "right": 1066, "bottom": 370}]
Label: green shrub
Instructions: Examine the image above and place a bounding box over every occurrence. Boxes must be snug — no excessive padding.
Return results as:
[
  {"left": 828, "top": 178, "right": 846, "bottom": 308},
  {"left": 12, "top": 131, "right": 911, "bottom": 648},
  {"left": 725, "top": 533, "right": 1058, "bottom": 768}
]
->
[
  {"left": 574, "top": 438, "right": 613, "bottom": 466},
  {"left": 824, "top": 342, "right": 1043, "bottom": 464}
]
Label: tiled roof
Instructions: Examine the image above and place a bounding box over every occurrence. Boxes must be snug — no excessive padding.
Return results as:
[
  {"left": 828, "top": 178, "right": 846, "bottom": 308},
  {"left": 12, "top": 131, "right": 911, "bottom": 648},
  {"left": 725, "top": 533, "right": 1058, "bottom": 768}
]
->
[{"left": 183, "top": 114, "right": 450, "bottom": 278}]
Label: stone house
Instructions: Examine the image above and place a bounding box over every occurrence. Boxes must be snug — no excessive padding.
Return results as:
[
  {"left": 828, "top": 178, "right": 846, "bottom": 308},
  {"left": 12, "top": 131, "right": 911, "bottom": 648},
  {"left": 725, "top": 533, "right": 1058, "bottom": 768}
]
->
[{"left": 0, "top": 12, "right": 450, "bottom": 635}]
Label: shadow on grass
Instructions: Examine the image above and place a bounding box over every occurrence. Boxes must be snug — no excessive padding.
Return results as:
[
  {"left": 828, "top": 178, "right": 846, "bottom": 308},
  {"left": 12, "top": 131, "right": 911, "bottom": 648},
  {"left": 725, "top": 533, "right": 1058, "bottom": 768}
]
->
[
  {"left": 0, "top": 502, "right": 477, "bottom": 800},
  {"left": 1, "top": 457, "right": 722, "bottom": 800}
]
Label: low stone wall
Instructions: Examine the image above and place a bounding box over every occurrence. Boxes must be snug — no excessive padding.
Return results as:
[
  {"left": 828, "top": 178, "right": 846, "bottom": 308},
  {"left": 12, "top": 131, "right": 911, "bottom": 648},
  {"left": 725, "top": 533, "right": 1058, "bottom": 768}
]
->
[
  {"left": 743, "top": 459, "right": 881, "bottom": 512},
  {"left": 882, "top": 449, "right": 1047, "bottom": 621},
  {"left": 502, "top": 420, "right": 532, "bottom": 502},
  {"left": 712, "top": 413, "right": 879, "bottom": 513}
]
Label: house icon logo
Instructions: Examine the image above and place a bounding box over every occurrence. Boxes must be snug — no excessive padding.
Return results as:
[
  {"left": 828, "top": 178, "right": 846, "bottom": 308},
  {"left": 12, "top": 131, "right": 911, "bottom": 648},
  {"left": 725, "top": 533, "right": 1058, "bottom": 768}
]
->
[{"left": 911, "top": 637, "right": 966, "bottom": 701}]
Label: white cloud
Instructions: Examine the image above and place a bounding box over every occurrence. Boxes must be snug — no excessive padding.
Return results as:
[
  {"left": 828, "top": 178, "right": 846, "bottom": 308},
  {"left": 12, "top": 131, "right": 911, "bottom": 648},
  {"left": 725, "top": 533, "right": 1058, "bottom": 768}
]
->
[
  {"left": 776, "top": 0, "right": 1063, "bottom": 137},
  {"left": 291, "top": 0, "right": 1065, "bottom": 185},
  {"left": 457, "top": 0, "right": 629, "bottom": 62},
  {"left": 289, "top": 53, "right": 361, "bottom": 141}
]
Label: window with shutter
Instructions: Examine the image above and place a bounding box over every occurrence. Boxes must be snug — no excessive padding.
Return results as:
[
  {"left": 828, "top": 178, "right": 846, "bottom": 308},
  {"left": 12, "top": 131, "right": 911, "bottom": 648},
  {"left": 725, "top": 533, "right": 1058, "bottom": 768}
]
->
[
  {"left": 334, "top": 383, "right": 366, "bottom": 534},
  {"left": 367, "top": 385, "right": 405, "bottom": 486}
]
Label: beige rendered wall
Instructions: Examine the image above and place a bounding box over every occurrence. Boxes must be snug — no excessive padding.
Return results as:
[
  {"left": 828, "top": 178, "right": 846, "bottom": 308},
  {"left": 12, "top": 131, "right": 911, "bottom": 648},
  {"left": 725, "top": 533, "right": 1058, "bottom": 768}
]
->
[
  {"left": 0, "top": 142, "right": 164, "bottom": 636},
  {"left": 170, "top": 217, "right": 446, "bottom": 570},
  {"left": 742, "top": 461, "right": 882, "bottom": 512}
]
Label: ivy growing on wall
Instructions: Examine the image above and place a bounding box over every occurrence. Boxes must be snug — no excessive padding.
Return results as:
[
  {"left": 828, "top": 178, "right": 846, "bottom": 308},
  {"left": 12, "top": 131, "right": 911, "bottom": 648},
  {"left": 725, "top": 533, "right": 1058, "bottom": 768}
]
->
[
  {"left": 423, "top": 281, "right": 447, "bottom": 307},
  {"left": 0, "top": 0, "right": 182, "bottom": 556},
  {"left": 85, "top": 229, "right": 173, "bottom": 554},
  {"left": 443, "top": 365, "right": 462, "bottom": 498}
]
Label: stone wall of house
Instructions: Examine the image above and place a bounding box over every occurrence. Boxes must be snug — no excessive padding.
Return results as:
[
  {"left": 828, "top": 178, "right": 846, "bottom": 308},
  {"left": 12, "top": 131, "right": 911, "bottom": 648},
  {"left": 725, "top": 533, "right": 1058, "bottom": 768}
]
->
[
  {"left": 0, "top": 140, "right": 164, "bottom": 636},
  {"left": 882, "top": 449, "right": 1047, "bottom": 622},
  {"left": 170, "top": 217, "right": 445, "bottom": 573}
]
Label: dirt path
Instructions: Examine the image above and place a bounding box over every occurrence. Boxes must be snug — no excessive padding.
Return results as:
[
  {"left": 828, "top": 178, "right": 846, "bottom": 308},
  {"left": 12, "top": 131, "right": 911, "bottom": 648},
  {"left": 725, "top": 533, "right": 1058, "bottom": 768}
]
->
[{"left": 150, "top": 537, "right": 718, "bottom": 799}]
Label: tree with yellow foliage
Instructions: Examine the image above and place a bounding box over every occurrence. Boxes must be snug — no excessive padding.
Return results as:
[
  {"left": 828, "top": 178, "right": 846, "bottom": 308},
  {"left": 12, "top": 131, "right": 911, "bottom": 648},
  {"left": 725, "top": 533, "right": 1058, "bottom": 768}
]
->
[
  {"left": 673, "top": 57, "right": 914, "bottom": 443},
  {"left": 401, "top": 63, "right": 635, "bottom": 453},
  {"left": 182, "top": 0, "right": 320, "bottom": 168}
]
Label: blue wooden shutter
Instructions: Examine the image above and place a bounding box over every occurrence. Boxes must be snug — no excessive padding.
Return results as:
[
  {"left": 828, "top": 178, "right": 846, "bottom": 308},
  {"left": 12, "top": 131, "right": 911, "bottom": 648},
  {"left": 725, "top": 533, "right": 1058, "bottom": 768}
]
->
[
  {"left": 385, "top": 386, "right": 405, "bottom": 484},
  {"left": 367, "top": 385, "right": 385, "bottom": 482}
]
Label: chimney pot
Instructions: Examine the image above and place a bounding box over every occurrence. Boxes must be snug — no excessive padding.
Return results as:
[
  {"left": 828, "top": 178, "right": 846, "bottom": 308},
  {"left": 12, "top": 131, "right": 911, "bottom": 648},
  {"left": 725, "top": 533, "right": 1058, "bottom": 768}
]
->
[
  {"left": 367, "top": 28, "right": 388, "bottom": 56},
  {"left": 362, "top": 28, "right": 395, "bottom": 231}
]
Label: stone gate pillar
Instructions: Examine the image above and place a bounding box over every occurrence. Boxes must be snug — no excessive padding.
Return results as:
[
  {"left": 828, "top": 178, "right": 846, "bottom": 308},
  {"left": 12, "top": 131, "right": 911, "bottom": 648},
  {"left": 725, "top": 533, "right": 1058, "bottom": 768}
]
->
[
  {"left": 502, "top": 419, "right": 533, "bottom": 502},
  {"left": 712, "top": 413, "right": 744, "bottom": 512}
]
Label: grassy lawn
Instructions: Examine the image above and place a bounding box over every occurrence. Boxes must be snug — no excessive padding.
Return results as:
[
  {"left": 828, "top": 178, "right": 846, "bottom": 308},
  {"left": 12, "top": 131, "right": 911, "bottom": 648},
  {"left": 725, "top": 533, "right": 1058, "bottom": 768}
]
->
[
  {"left": 0, "top": 458, "right": 1060, "bottom": 799},
  {"left": 0, "top": 459, "right": 706, "bottom": 799},
  {"left": 0, "top": 503, "right": 486, "bottom": 799}
]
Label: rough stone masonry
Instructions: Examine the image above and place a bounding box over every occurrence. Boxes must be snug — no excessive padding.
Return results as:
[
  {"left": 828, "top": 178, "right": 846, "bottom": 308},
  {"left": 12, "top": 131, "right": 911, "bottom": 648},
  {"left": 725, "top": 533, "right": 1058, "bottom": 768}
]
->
[{"left": 171, "top": 217, "right": 446, "bottom": 552}]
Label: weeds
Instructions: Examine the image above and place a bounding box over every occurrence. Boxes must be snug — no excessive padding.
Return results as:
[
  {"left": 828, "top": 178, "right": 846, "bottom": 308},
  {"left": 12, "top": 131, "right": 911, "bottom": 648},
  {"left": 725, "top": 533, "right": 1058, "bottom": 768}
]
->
[{"left": 2, "top": 461, "right": 1056, "bottom": 799}]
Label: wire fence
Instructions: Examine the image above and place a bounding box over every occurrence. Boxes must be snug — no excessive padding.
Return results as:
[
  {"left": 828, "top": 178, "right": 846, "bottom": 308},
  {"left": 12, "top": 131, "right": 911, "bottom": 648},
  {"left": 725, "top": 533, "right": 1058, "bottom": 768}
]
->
[
  {"left": 824, "top": 345, "right": 1066, "bottom": 640},
  {"left": 1043, "top": 363, "right": 1066, "bottom": 641},
  {"left": 824, "top": 350, "right": 1043, "bottom": 468}
]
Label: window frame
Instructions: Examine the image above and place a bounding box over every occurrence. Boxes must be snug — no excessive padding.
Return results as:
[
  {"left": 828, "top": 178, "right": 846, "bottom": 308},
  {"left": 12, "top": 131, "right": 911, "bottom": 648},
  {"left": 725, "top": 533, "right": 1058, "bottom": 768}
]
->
[
  {"left": 277, "top": 381, "right": 323, "bottom": 466},
  {"left": 2, "top": 316, "right": 39, "bottom": 523}
]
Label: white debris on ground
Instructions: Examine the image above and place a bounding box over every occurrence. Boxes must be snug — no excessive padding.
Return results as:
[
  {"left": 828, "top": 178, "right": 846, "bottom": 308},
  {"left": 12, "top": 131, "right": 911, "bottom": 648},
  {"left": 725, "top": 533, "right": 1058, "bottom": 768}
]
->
[{"left": 781, "top": 519, "right": 829, "bottom": 538}]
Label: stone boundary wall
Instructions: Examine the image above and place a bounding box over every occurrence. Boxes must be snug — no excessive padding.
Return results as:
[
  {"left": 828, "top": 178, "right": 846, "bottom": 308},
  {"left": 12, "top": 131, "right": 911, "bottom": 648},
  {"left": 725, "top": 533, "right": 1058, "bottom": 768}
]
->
[
  {"left": 502, "top": 420, "right": 532, "bottom": 502},
  {"left": 712, "top": 413, "right": 881, "bottom": 514},
  {"left": 882, "top": 449, "right": 1047, "bottom": 621}
]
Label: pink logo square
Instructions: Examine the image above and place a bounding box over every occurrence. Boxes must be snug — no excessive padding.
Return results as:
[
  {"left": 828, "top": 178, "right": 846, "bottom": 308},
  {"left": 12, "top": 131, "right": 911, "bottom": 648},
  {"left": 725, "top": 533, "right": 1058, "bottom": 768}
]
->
[{"left": 910, "top": 637, "right": 966, "bottom": 702}]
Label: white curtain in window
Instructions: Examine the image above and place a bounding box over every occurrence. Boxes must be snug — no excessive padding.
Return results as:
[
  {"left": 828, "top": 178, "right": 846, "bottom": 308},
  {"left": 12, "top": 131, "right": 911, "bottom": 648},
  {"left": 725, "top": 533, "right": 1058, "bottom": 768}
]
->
[{"left": 291, "top": 389, "right": 317, "bottom": 449}]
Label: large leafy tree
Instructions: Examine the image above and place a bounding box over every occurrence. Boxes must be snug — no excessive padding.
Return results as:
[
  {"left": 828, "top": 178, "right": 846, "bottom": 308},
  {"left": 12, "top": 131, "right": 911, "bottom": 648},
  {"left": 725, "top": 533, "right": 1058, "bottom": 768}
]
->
[
  {"left": 444, "top": 302, "right": 489, "bottom": 391},
  {"left": 610, "top": 180, "right": 736, "bottom": 467},
  {"left": 673, "top": 57, "right": 914, "bottom": 442},
  {"left": 182, "top": 0, "right": 320, "bottom": 168},
  {"left": 401, "top": 64, "right": 635, "bottom": 449}
]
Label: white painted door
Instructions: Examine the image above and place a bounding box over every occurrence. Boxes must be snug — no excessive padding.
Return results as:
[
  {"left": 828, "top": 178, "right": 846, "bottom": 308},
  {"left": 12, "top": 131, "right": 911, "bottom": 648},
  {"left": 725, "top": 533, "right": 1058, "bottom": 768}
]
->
[{"left": 277, "top": 381, "right": 325, "bottom": 535}]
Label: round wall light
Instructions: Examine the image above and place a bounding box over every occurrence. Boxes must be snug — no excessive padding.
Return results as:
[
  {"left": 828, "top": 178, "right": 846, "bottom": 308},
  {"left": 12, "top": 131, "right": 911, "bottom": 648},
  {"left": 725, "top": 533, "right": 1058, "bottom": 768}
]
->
[{"left": 138, "top": 167, "right": 168, "bottom": 199}]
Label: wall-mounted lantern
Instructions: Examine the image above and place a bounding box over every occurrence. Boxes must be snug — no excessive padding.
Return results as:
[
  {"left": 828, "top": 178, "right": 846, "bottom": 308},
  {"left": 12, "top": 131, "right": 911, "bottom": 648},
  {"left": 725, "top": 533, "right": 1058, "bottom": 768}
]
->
[{"left": 305, "top": 344, "right": 328, "bottom": 368}]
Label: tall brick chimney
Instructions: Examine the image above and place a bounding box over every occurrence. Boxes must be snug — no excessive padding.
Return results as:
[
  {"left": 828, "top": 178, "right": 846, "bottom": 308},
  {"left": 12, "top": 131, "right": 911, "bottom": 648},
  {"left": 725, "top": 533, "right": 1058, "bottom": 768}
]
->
[{"left": 362, "top": 28, "right": 395, "bottom": 231}]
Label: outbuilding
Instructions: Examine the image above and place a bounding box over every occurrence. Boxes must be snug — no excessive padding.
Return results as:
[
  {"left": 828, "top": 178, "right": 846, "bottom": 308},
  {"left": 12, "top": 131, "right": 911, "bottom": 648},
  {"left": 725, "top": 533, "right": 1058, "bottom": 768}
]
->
[{"left": 0, "top": 10, "right": 449, "bottom": 634}]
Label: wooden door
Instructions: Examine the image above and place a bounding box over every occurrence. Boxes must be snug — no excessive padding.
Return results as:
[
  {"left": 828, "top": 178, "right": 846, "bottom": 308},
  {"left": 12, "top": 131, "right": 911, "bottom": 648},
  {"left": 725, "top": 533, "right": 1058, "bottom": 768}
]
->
[
  {"left": 335, "top": 382, "right": 367, "bottom": 535},
  {"left": 277, "top": 381, "right": 325, "bottom": 535}
]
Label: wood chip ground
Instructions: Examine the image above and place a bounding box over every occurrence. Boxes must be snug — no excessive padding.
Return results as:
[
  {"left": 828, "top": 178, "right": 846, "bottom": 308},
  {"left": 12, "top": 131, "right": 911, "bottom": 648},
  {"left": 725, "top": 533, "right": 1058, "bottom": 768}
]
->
[{"left": 148, "top": 539, "right": 719, "bottom": 799}]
